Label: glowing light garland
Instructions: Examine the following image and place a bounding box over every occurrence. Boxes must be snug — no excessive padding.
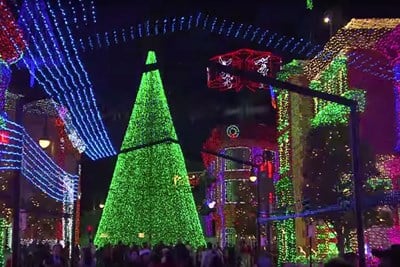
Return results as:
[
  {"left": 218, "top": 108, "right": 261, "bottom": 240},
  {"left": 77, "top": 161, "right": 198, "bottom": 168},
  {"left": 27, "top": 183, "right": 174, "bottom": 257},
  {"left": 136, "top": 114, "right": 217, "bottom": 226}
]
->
[
  {"left": 95, "top": 51, "right": 205, "bottom": 248},
  {"left": 309, "top": 55, "right": 348, "bottom": 114},
  {"left": 14, "top": 0, "right": 115, "bottom": 160},
  {"left": 0, "top": 0, "right": 25, "bottom": 64},
  {"left": 0, "top": 218, "right": 6, "bottom": 266},
  {"left": 306, "top": 0, "right": 313, "bottom": 10},
  {"left": 0, "top": 117, "right": 78, "bottom": 203},
  {"left": 63, "top": 0, "right": 97, "bottom": 29},
  {"left": 311, "top": 90, "right": 366, "bottom": 127},
  {"left": 78, "top": 12, "right": 321, "bottom": 57},
  {"left": 393, "top": 61, "right": 400, "bottom": 151},
  {"left": 376, "top": 154, "right": 400, "bottom": 179},
  {"left": 0, "top": 64, "right": 10, "bottom": 116},
  {"left": 315, "top": 223, "right": 338, "bottom": 262},
  {"left": 275, "top": 60, "right": 304, "bottom": 264}
]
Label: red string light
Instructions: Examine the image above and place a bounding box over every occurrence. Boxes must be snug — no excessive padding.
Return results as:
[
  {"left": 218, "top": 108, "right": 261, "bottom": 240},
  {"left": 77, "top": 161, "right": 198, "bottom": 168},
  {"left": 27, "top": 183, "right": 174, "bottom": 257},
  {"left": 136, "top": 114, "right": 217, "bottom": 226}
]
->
[
  {"left": 0, "top": 1, "right": 26, "bottom": 64},
  {"left": 0, "top": 130, "right": 9, "bottom": 144}
]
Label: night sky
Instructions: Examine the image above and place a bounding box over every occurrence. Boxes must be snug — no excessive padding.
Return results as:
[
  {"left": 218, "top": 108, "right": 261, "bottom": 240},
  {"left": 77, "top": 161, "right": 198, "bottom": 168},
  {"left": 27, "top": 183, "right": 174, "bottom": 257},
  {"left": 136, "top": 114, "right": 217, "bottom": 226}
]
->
[{"left": 79, "top": 0, "right": 400, "bottom": 210}]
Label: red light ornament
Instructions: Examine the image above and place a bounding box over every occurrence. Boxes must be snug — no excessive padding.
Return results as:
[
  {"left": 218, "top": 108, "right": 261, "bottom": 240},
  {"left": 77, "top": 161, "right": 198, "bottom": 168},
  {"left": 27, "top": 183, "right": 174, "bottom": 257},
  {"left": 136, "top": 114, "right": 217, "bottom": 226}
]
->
[
  {"left": 0, "top": 1, "right": 26, "bottom": 64},
  {"left": 0, "top": 130, "right": 9, "bottom": 144},
  {"left": 207, "top": 49, "right": 282, "bottom": 92}
]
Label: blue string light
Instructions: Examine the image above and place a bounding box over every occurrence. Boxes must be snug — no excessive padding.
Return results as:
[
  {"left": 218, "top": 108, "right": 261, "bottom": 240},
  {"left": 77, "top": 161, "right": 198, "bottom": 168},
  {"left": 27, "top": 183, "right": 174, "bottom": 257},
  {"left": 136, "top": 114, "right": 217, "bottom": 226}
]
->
[
  {"left": 0, "top": 118, "right": 78, "bottom": 203},
  {"left": 16, "top": 2, "right": 101, "bottom": 160},
  {"left": 64, "top": 0, "right": 97, "bottom": 29},
  {"left": 259, "top": 205, "right": 343, "bottom": 223},
  {"left": 15, "top": 0, "right": 115, "bottom": 160},
  {"left": 77, "top": 12, "right": 322, "bottom": 58},
  {"left": 55, "top": 0, "right": 114, "bottom": 151}
]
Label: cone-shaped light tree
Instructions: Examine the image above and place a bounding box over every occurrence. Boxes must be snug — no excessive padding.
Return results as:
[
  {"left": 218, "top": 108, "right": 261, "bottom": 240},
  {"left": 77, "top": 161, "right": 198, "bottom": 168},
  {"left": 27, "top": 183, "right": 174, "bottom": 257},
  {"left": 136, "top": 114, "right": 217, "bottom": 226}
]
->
[{"left": 94, "top": 51, "right": 205, "bottom": 247}]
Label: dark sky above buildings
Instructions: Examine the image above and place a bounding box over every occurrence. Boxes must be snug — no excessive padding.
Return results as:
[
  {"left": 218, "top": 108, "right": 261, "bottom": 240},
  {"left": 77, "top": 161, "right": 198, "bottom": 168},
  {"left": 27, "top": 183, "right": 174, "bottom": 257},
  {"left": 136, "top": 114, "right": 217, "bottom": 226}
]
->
[{"left": 79, "top": 0, "right": 400, "bottom": 209}]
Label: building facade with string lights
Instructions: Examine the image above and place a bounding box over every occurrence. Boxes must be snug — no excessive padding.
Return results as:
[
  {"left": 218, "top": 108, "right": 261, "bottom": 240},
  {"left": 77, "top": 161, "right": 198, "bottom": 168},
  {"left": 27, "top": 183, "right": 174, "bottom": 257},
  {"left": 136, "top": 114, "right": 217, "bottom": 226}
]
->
[
  {"left": 201, "top": 123, "right": 277, "bottom": 248},
  {"left": 273, "top": 18, "right": 400, "bottom": 264}
]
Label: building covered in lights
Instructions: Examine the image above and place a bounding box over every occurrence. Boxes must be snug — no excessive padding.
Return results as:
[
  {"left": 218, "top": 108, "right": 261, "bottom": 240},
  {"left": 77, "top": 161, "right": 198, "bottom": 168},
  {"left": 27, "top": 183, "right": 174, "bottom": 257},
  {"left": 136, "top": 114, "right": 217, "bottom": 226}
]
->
[
  {"left": 0, "top": 93, "right": 82, "bottom": 248},
  {"left": 202, "top": 123, "right": 277, "bottom": 248},
  {"left": 273, "top": 18, "right": 400, "bottom": 263}
]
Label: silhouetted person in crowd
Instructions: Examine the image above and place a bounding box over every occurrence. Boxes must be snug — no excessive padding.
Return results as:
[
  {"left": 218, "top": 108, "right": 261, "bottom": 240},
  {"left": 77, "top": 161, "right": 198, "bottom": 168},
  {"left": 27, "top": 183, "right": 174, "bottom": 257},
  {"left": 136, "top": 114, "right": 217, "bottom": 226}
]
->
[
  {"left": 324, "top": 257, "right": 353, "bottom": 267},
  {"left": 43, "top": 244, "right": 67, "bottom": 267},
  {"left": 79, "top": 247, "right": 96, "bottom": 267},
  {"left": 161, "top": 249, "right": 175, "bottom": 267},
  {"left": 343, "top": 252, "right": 358, "bottom": 267},
  {"left": 127, "top": 249, "right": 143, "bottom": 267},
  {"left": 372, "top": 244, "right": 400, "bottom": 267}
]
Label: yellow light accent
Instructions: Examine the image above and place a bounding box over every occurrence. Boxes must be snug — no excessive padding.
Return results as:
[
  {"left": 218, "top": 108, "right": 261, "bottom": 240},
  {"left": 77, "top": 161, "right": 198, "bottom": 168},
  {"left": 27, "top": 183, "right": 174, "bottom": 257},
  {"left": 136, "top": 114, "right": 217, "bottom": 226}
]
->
[{"left": 39, "top": 139, "right": 51, "bottom": 149}]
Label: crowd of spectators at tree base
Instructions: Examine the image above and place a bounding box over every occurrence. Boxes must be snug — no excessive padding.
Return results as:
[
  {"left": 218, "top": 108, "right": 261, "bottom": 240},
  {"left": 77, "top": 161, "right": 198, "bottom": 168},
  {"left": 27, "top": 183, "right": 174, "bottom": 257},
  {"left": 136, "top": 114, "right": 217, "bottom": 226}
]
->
[{"left": 4, "top": 241, "right": 400, "bottom": 267}]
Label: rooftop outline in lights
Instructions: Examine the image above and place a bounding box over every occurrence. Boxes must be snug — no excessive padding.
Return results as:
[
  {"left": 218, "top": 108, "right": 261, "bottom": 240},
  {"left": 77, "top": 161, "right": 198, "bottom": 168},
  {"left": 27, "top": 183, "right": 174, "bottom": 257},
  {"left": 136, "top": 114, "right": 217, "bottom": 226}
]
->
[
  {"left": 0, "top": 117, "right": 78, "bottom": 203},
  {"left": 13, "top": 0, "right": 115, "bottom": 160},
  {"left": 305, "top": 18, "right": 400, "bottom": 81},
  {"left": 306, "top": 19, "right": 400, "bottom": 152}
]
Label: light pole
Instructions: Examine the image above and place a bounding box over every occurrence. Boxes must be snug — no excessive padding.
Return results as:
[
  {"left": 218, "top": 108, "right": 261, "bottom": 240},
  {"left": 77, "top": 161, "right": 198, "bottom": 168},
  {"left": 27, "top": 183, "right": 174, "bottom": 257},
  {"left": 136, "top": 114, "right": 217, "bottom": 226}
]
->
[
  {"left": 10, "top": 88, "right": 50, "bottom": 267},
  {"left": 250, "top": 154, "right": 264, "bottom": 257},
  {"left": 249, "top": 166, "right": 261, "bottom": 253}
]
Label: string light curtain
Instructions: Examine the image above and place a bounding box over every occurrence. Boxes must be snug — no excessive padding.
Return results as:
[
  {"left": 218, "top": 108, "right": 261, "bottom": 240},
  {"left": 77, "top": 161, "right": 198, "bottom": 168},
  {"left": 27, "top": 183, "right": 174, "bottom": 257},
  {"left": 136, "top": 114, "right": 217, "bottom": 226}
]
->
[{"left": 15, "top": 0, "right": 115, "bottom": 160}]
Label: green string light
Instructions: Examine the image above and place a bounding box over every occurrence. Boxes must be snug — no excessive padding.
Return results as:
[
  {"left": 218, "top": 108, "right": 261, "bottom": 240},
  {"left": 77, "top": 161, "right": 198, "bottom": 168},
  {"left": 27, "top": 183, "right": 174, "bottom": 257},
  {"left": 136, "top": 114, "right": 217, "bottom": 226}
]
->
[
  {"left": 94, "top": 51, "right": 205, "bottom": 248},
  {"left": 306, "top": 0, "right": 313, "bottom": 10},
  {"left": 275, "top": 60, "right": 304, "bottom": 265},
  {"left": 311, "top": 90, "right": 366, "bottom": 127},
  {"left": 0, "top": 218, "right": 6, "bottom": 266}
]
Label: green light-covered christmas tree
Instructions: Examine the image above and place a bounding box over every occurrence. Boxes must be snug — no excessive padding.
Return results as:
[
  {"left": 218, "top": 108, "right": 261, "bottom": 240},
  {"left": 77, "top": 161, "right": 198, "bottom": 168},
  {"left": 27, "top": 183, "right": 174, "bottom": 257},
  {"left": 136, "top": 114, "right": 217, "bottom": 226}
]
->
[{"left": 94, "top": 51, "right": 205, "bottom": 247}]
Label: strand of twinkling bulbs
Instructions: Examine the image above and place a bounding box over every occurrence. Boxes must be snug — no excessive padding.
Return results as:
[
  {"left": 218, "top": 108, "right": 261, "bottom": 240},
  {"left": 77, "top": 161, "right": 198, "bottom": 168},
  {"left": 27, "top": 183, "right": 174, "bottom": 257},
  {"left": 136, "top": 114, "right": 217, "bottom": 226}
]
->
[
  {"left": 78, "top": 12, "right": 322, "bottom": 58},
  {"left": 76, "top": 12, "right": 393, "bottom": 82},
  {"left": 14, "top": 12, "right": 100, "bottom": 160},
  {"left": 11, "top": 0, "right": 115, "bottom": 160},
  {"left": 50, "top": 0, "right": 114, "bottom": 156}
]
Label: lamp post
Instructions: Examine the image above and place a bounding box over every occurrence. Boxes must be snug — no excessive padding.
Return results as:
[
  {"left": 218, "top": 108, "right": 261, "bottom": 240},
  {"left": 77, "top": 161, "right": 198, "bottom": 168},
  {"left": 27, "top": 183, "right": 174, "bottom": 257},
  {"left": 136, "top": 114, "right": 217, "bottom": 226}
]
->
[
  {"left": 323, "top": 12, "right": 333, "bottom": 37},
  {"left": 250, "top": 154, "right": 264, "bottom": 256},
  {"left": 39, "top": 116, "right": 51, "bottom": 149}
]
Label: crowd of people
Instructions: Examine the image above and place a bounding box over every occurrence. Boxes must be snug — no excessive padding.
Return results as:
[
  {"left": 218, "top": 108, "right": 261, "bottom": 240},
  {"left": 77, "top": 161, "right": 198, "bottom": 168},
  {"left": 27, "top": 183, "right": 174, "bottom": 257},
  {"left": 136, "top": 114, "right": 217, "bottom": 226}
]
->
[
  {"left": 6, "top": 241, "right": 233, "bottom": 267},
  {"left": 4, "top": 240, "right": 400, "bottom": 267}
]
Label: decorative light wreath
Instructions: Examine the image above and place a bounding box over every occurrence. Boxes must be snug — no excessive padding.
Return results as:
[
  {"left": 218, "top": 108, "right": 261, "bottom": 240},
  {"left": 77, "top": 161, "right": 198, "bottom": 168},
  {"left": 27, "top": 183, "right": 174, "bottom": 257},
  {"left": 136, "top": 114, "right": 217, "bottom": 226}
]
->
[{"left": 226, "top": 125, "right": 240, "bottom": 139}]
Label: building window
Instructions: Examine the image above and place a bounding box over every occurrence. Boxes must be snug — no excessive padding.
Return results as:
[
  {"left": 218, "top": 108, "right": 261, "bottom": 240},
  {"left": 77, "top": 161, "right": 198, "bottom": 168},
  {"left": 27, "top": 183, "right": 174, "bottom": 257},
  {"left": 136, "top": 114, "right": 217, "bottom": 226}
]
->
[
  {"left": 224, "top": 147, "right": 251, "bottom": 171},
  {"left": 225, "top": 179, "right": 254, "bottom": 204}
]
